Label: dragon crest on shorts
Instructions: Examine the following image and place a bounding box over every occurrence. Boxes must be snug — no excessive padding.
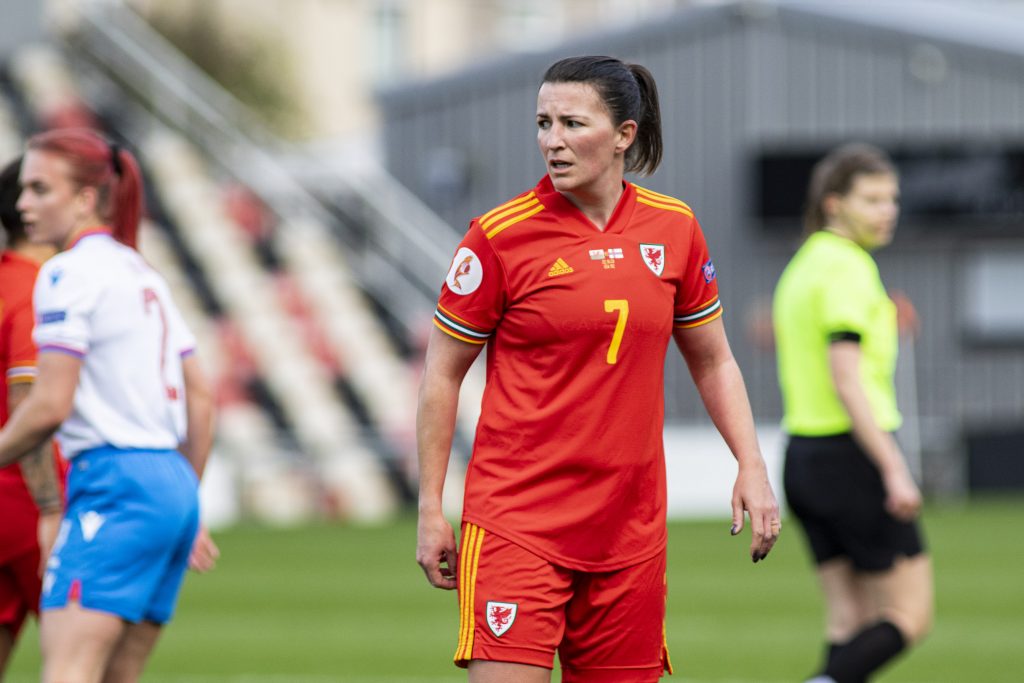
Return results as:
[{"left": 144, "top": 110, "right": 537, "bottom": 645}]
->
[{"left": 485, "top": 601, "right": 518, "bottom": 637}]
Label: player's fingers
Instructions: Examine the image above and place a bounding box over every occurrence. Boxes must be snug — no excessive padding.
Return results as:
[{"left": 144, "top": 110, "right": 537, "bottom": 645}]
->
[
  {"left": 749, "top": 516, "right": 766, "bottom": 563},
  {"left": 730, "top": 501, "right": 743, "bottom": 537},
  {"left": 751, "top": 510, "right": 780, "bottom": 563}
]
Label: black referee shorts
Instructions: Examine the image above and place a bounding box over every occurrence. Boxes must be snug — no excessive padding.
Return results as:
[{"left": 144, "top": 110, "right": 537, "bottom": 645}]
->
[{"left": 783, "top": 433, "right": 926, "bottom": 572}]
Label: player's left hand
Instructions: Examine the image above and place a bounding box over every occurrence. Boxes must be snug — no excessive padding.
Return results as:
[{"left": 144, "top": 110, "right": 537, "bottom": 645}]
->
[
  {"left": 730, "top": 460, "right": 781, "bottom": 563},
  {"left": 189, "top": 525, "right": 220, "bottom": 572}
]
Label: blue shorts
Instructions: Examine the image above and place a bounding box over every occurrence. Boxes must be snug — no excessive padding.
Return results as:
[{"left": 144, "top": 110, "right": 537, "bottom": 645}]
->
[{"left": 41, "top": 446, "right": 200, "bottom": 624}]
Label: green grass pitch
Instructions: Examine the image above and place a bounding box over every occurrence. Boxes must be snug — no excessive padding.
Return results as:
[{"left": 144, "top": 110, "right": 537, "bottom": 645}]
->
[{"left": 7, "top": 497, "right": 1023, "bottom": 682}]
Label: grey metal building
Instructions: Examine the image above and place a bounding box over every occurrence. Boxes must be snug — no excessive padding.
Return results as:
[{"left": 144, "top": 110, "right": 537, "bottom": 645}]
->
[{"left": 380, "top": 0, "right": 1024, "bottom": 488}]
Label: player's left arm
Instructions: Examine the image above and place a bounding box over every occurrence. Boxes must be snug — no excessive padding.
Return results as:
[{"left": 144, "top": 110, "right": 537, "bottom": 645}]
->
[
  {"left": 179, "top": 352, "right": 220, "bottom": 572},
  {"left": 673, "top": 318, "right": 780, "bottom": 562},
  {"left": 180, "top": 353, "right": 214, "bottom": 478},
  {"left": 0, "top": 351, "right": 79, "bottom": 469}
]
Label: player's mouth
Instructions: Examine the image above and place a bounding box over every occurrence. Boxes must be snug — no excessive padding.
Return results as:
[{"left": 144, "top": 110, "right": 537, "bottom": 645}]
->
[{"left": 549, "top": 159, "right": 572, "bottom": 172}]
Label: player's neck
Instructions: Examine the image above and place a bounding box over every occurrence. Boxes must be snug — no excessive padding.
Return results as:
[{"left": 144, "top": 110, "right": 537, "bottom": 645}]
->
[{"left": 9, "top": 239, "right": 56, "bottom": 264}]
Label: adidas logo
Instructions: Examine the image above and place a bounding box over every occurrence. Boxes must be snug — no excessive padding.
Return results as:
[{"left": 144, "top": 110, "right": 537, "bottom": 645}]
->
[{"left": 548, "top": 258, "right": 574, "bottom": 277}]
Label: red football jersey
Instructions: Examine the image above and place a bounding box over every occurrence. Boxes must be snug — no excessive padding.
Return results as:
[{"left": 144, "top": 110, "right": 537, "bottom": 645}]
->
[
  {"left": 0, "top": 250, "right": 44, "bottom": 563},
  {"left": 434, "top": 176, "right": 722, "bottom": 571}
]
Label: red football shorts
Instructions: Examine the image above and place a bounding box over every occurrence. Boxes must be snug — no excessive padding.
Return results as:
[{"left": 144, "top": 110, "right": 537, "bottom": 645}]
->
[
  {"left": 454, "top": 523, "right": 672, "bottom": 682},
  {"left": 0, "top": 546, "right": 42, "bottom": 638}
]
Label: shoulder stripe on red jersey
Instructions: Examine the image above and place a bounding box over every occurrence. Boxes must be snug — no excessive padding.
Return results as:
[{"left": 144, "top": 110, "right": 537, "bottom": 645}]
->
[
  {"left": 675, "top": 297, "right": 723, "bottom": 328},
  {"left": 636, "top": 196, "right": 695, "bottom": 217},
  {"left": 634, "top": 186, "right": 695, "bottom": 217},
  {"left": 454, "top": 523, "right": 485, "bottom": 664},
  {"left": 485, "top": 203, "right": 545, "bottom": 239},
  {"left": 481, "top": 191, "right": 540, "bottom": 223},
  {"left": 479, "top": 194, "right": 545, "bottom": 240},
  {"left": 434, "top": 307, "right": 491, "bottom": 345},
  {"left": 634, "top": 185, "right": 693, "bottom": 210}
]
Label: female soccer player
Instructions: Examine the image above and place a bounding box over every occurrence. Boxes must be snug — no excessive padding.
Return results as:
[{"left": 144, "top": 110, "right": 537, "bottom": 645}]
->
[
  {"left": 0, "top": 156, "right": 62, "bottom": 677},
  {"left": 0, "top": 129, "right": 215, "bottom": 683},
  {"left": 417, "top": 55, "right": 780, "bottom": 683},
  {"left": 773, "top": 143, "right": 933, "bottom": 683}
]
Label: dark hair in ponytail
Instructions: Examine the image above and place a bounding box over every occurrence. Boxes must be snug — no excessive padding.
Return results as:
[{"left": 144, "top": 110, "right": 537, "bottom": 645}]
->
[
  {"left": 542, "top": 56, "right": 663, "bottom": 176},
  {"left": 26, "top": 128, "right": 143, "bottom": 249}
]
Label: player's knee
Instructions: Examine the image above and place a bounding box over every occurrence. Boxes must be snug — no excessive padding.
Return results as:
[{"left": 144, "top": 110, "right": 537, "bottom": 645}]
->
[{"left": 882, "top": 600, "right": 933, "bottom": 645}]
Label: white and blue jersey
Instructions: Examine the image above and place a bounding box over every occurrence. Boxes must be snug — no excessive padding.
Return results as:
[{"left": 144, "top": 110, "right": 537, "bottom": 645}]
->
[
  {"left": 33, "top": 227, "right": 196, "bottom": 458},
  {"left": 33, "top": 227, "right": 200, "bottom": 624}
]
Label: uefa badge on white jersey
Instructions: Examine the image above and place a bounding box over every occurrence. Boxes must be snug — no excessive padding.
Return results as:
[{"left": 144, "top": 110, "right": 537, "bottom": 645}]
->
[
  {"left": 486, "top": 601, "right": 518, "bottom": 637},
  {"left": 640, "top": 243, "right": 665, "bottom": 276},
  {"left": 446, "top": 247, "right": 483, "bottom": 295}
]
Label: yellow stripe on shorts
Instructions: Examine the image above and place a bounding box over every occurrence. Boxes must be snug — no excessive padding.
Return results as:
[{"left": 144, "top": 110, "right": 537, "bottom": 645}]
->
[{"left": 454, "top": 524, "right": 485, "bottom": 663}]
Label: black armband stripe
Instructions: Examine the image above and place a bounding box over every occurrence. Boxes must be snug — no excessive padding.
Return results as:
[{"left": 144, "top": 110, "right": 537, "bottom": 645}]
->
[{"left": 828, "top": 331, "right": 862, "bottom": 343}]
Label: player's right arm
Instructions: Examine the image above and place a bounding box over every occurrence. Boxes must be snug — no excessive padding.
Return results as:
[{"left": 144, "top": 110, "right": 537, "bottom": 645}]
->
[{"left": 415, "top": 327, "right": 483, "bottom": 590}]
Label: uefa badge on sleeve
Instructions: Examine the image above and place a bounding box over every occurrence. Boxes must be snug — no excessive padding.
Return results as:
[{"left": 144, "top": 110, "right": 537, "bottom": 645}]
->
[
  {"left": 486, "top": 601, "right": 518, "bottom": 637},
  {"left": 702, "top": 258, "right": 717, "bottom": 283},
  {"left": 640, "top": 243, "right": 665, "bottom": 276}
]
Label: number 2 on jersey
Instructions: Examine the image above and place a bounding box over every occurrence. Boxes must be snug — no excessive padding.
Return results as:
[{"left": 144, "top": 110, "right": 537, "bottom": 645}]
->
[
  {"left": 603, "top": 299, "right": 629, "bottom": 364},
  {"left": 143, "top": 287, "right": 179, "bottom": 400}
]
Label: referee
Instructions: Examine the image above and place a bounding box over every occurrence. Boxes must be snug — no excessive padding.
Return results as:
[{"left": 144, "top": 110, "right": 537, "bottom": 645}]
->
[{"left": 773, "top": 143, "right": 933, "bottom": 683}]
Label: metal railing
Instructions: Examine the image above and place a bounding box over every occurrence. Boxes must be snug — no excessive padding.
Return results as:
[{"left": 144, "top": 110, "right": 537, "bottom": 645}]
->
[{"left": 63, "top": 1, "right": 461, "bottom": 341}]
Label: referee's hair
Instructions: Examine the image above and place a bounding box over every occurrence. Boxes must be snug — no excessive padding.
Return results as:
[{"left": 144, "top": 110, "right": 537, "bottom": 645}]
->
[
  {"left": 0, "top": 157, "right": 25, "bottom": 243},
  {"left": 804, "top": 142, "right": 896, "bottom": 237},
  {"left": 26, "top": 128, "right": 144, "bottom": 250},
  {"left": 542, "top": 56, "right": 663, "bottom": 176}
]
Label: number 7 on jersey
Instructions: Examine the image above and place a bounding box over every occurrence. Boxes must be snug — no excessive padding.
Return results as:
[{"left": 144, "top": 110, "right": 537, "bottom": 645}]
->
[{"left": 603, "top": 299, "right": 629, "bottom": 365}]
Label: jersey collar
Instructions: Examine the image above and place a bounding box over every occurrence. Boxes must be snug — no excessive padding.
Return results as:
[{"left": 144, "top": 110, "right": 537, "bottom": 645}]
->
[
  {"left": 66, "top": 226, "right": 114, "bottom": 251},
  {"left": 535, "top": 175, "right": 637, "bottom": 235}
]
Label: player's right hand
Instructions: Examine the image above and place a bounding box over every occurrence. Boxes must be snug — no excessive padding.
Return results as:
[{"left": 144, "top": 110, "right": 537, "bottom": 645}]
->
[{"left": 416, "top": 511, "right": 458, "bottom": 590}]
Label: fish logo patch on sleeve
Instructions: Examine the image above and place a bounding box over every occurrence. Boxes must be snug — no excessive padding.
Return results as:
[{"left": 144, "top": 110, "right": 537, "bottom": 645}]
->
[{"left": 446, "top": 247, "right": 483, "bottom": 295}]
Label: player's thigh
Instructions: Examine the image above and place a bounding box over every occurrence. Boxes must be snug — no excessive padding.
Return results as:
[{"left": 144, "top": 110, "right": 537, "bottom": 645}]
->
[
  {"left": 40, "top": 602, "right": 125, "bottom": 683},
  {"left": 103, "top": 620, "right": 163, "bottom": 683},
  {"left": 468, "top": 660, "right": 550, "bottom": 683},
  {"left": 859, "top": 554, "right": 933, "bottom": 643},
  {"left": 817, "top": 557, "right": 874, "bottom": 641},
  {"left": 0, "top": 548, "right": 40, "bottom": 640},
  {"left": 559, "top": 549, "right": 669, "bottom": 682},
  {"left": 455, "top": 523, "right": 572, "bottom": 671}
]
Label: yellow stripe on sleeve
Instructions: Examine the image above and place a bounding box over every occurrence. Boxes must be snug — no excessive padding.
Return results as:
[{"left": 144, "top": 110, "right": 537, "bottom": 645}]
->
[
  {"left": 675, "top": 307, "right": 724, "bottom": 329},
  {"left": 433, "top": 319, "right": 488, "bottom": 345}
]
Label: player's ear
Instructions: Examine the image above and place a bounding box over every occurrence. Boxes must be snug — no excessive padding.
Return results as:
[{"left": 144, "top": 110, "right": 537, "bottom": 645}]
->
[{"left": 615, "top": 120, "right": 638, "bottom": 154}]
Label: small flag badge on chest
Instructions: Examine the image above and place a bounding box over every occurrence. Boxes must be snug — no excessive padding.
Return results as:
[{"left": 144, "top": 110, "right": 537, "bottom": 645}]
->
[{"left": 640, "top": 243, "right": 665, "bottom": 276}]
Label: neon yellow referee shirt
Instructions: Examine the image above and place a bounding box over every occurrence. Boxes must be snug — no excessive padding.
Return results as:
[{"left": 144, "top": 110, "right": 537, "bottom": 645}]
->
[{"left": 773, "top": 230, "right": 901, "bottom": 436}]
